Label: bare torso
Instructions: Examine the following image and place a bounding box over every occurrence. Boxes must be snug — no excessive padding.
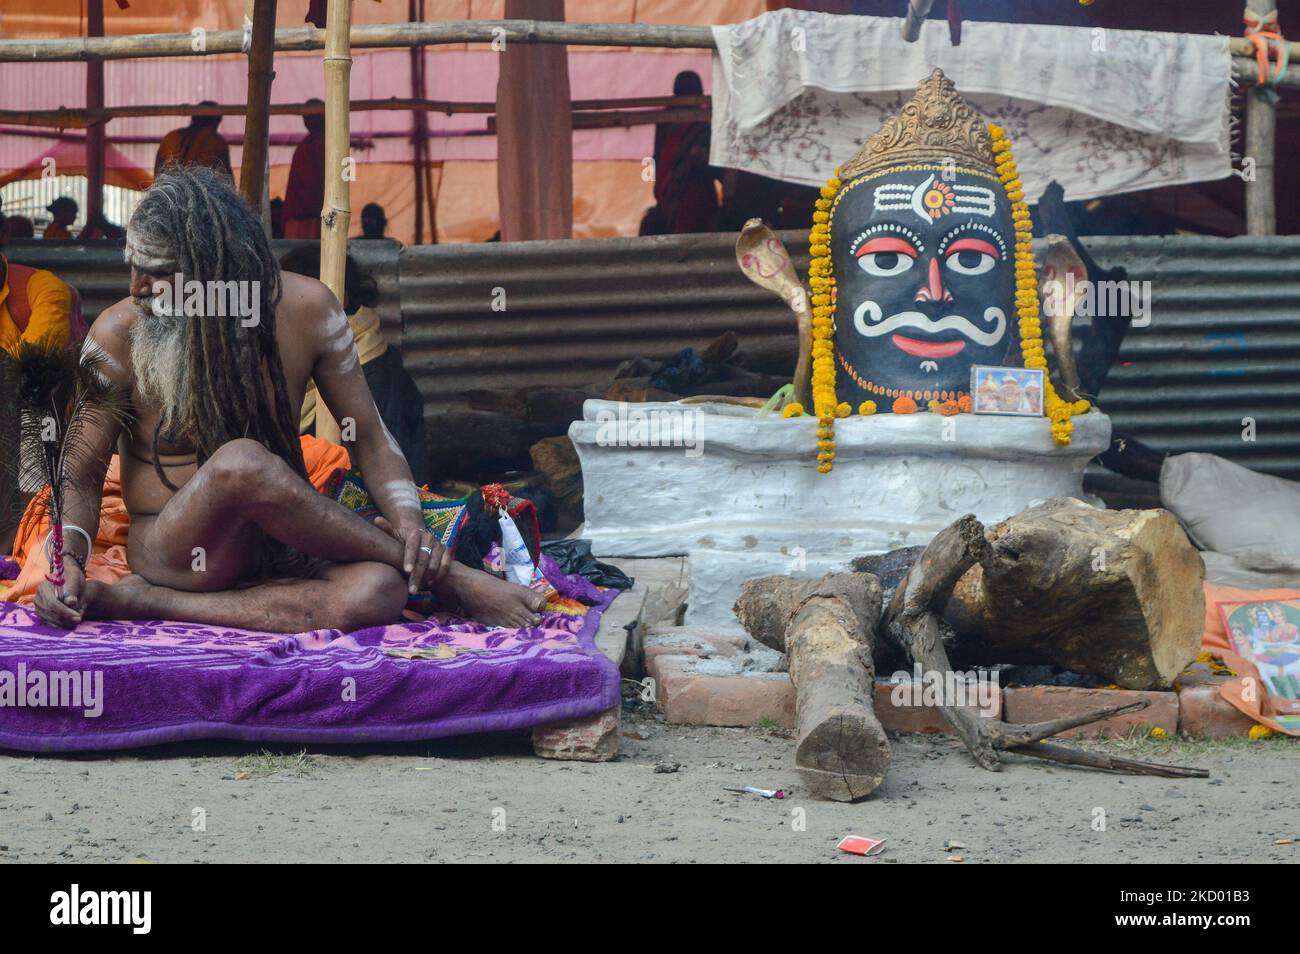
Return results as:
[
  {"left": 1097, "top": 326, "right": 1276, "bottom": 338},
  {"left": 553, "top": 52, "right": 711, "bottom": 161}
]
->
[
  {"left": 42, "top": 257, "right": 547, "bottom": 632},
  {"left": 93, "top": 273, "right": 327, "bottom": 557}
]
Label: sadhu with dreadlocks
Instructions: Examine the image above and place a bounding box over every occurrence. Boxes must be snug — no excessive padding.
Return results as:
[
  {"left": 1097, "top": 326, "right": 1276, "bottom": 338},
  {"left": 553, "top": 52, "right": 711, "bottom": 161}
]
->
[{"left": 35, "top": 166, "right": 547, "bottom": 633}]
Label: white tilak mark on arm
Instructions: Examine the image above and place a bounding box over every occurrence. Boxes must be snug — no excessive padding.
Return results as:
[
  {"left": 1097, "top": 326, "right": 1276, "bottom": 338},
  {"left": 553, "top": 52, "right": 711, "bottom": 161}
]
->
[
  {"left": 322, "top": 305, "right": 359, "bottom": 373},
  {"left": 323, "top": 305, "right": 349, "bottom": 335},
  {"left": 382, "top": 479, "right": 421, "bottom": 512},
  {"left": 334, "top": 345, "right": 359, "bottom": 374}
]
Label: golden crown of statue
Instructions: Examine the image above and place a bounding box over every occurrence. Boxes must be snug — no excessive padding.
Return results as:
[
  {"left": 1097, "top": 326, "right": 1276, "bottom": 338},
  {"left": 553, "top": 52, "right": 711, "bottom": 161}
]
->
[{"left": 838, "top": 68, "right": 996, "bottom": 181}]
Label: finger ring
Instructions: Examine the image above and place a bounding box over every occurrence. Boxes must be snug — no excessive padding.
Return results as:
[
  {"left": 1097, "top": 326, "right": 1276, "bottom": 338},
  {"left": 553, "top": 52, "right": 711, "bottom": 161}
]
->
[{"left": 418, "top": 545, "right": 434, "bottom": 555}]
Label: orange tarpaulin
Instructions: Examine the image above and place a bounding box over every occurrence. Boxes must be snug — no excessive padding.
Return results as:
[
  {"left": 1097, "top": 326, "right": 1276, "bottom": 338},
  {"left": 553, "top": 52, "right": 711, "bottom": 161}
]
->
[
  {"left": 0, "top": 138, "right": 152, "bottom": 192},
  {"left": 0, "top": 1, "right": 753, "bottom": 243}
]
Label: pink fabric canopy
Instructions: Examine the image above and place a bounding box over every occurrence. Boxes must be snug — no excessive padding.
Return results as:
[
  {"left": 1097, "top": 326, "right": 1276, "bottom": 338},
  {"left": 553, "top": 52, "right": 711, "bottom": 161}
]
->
[{"left": 0, "top": 0, "right": 744, "bottom": 241}]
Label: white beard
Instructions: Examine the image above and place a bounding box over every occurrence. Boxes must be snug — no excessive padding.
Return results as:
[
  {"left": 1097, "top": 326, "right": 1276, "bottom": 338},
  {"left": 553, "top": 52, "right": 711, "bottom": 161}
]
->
[{"left": 129, "top": 301, "right": 193, "bottom": 437}]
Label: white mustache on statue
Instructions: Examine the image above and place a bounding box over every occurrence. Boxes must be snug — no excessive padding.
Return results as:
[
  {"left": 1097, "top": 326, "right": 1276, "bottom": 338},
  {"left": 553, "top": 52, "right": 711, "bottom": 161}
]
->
[{"left": 852, "top": 300, "right": 1007, "bottom": 346}]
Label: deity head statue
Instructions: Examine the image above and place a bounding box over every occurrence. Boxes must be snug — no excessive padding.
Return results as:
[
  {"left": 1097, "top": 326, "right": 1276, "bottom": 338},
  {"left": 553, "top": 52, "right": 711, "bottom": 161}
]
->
[{"left": 822, "top": 69, "right": 1019, "bottom": 408}]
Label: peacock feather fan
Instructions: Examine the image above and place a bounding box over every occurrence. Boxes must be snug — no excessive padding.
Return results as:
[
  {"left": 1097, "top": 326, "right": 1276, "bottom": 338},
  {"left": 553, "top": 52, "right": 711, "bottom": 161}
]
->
[{"left": 0, "top": 335, "right": 133, "bottom": 594}]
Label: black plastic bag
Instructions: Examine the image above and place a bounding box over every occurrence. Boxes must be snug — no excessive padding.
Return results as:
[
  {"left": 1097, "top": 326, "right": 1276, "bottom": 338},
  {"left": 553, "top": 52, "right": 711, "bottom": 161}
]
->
[{"left": 541, "top": 539, "right": 634, "bottom": 590}]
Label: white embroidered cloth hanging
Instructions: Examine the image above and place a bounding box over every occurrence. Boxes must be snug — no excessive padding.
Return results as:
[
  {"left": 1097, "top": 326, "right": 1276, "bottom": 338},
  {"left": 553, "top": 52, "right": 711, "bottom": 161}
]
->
[{"left": 710, "top": 10, "right": 1233, "bottom": 201}]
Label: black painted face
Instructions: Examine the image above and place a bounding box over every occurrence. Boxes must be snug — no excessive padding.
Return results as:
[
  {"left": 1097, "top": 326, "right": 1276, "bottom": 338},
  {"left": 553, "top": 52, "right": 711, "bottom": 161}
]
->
[{"left": 829, "top": 167, "right": 1017, "bottom": 406}]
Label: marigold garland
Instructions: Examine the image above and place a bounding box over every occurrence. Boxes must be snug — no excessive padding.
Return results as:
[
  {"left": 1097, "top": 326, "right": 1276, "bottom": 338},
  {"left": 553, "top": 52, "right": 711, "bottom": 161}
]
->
[
  {"left": 893, "top": 396, "right": 918, "bottom": 414},
  {"left": 809, "top": 172, "right": 842, "bottom": 472},
  {"left": 988, "top": 122, "right": 1088, "bottom": 445}
]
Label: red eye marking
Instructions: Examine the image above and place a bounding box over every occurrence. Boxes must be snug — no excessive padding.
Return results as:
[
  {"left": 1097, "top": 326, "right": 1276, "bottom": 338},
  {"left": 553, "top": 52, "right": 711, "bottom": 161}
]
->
[
  {"left": 856, "top": 237, "right": 918, "bottom": 258},
  {"left": 946, "top": 238, "right": 999, "bottom": 258}
]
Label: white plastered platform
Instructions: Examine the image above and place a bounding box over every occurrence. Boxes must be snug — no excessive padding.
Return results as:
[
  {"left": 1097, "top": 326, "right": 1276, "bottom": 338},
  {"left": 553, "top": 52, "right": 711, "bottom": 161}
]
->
[{"left": 571, "top": 400, "right": 1111, "bottom": 629}]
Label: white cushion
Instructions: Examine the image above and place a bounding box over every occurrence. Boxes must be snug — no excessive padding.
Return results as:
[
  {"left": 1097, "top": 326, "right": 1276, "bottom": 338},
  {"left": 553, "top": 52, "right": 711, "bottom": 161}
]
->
[{"left": 1160, "top": 453, "right": 1300, "bottom": 571}]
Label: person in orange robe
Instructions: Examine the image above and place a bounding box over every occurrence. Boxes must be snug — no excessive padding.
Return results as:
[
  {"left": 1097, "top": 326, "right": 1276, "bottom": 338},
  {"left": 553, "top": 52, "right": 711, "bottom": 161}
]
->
[{"left": 154, "top": 104, "right": 233, "bottom": 178}]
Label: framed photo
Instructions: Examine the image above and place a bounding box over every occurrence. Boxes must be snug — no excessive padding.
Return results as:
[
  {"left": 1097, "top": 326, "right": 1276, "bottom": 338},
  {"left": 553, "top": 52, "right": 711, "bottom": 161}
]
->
[
  {"left": 1217, "top": 598, "right": 1300, "bottom": 715},
  {"left": 970, "top": 365, "right": 1045, "bottom": 417}
]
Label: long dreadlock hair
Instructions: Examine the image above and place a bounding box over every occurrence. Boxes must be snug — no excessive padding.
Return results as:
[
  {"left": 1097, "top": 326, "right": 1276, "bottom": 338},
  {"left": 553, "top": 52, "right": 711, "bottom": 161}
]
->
[{"left": 129, "top": 165, "right": 319, "bottom": 579}]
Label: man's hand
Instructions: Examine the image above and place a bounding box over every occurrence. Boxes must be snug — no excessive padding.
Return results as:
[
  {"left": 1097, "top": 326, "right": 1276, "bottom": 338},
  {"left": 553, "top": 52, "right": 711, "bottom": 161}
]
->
[
  {"left": 34, "top": 561, "right": 87, "bottom": 629},
  {"left": 374, "top": 516, "right": 454, "bottom": 594}
]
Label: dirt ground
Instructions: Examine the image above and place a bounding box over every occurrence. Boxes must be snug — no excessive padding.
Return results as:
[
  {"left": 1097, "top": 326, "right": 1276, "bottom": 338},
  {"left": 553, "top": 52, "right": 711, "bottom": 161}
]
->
[{"left": 1, "top": 706, "right": 1296, "bottom": 864}]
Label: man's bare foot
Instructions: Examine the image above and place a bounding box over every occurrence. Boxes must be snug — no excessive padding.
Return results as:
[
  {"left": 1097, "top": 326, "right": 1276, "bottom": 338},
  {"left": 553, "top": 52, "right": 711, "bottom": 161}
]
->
[
  {"left": 82, "top": 574, "right": 158, "bottom": 621},
  {"left": 442, "top": 568, "right": 548, "bottom": 629}
]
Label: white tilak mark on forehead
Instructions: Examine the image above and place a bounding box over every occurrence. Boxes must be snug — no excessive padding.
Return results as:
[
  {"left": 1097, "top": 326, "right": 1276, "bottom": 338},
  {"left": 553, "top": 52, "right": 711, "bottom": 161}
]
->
[
  {"left": 383, "top": 479, "right": 421, "bottom": 511},
  {"left": 951, "top": 184, "right": 996, "bottom": 217},
  {"left": 124, "top": 231, "right": 177, "bottom": 272}
]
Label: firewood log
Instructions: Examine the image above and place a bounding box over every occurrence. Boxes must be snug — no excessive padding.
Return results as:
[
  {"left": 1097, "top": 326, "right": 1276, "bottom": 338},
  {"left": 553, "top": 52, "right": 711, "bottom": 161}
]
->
[
  {"left": 944, "top": 498, "right": 1205, "bottom": 689},
  {"left": 882, "top": 512, "right": 1207, "bottom": 778},
  {"left": 735, "top": 573, "right": 889, "bottom": 801}
]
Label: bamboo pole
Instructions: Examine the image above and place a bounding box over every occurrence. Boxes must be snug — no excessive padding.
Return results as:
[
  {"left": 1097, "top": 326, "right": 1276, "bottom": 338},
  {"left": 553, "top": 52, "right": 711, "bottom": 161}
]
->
[
  {"left": 84, "top": 0, "right": 105, "bottom": 231},
  {"left": 409, "top": 0, "right": 427, "bottom": 244},
  {"left": 1244, "top": 0, "right": 1278, "bottom": 236},
  {"left": 239, "top": 0, "right": 278, "bottom": 230},
  {"left": 315, "top": 0, "right": 353, "bottom": 445},
  {"left": 0, "top": 94, "right": 712, "bottom": 129},
  {"left": 0, "top": 21, "right": 1289, "bottom": 104},
  {"left": 496, "top": 106, "right": 710, "bottom": 132},
  {"left": 0, "top": 20, "right": 716, "bottom": 62},
  {"left": 3, "top": 19, "right": 1299, "bottom": 68}
]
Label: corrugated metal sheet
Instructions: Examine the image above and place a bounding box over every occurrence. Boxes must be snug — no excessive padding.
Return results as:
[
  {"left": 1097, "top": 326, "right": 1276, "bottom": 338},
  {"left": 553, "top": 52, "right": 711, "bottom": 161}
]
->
[
  {"left": 1082, "top": 236, "right": 1300, "bottom": 479},
  {"left": 398, "top": 231, "right": 808, "bottom": 408},
  {"left": 402, "top": 232, "right": 1300, "bottom": 480},
  {"left": 2, "top": 239, "right": 404, "bottom": 341},
  {"left": 9, "top": 232, "right": 1300, "bottom": 480}
]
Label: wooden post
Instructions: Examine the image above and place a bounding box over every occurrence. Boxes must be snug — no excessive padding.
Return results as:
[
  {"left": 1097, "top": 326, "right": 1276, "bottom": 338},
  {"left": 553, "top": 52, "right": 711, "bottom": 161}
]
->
[
  {"left": 409, "top": 0, "right": 428, "bottom": 244},
  {"left": 84, "top": 0, "right": 105, "bottom": 231},
  {"left": 240, "top": 0, "right": 278, "bottom": 233},
  {"left": 495, "top": 0, "right": 574, "bottom": 241},
  {"left": 316, "top": 0, "right": 353, "bottom": 444},
  {"left": 1245, "top": 0, "right": 1278, "bottom": 235}
]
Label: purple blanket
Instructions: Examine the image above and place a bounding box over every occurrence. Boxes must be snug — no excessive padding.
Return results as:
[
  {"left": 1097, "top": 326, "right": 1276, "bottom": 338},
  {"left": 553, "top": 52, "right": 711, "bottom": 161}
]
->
[{"left": 0, "top": 584, "right": 620, "bottom": 752}]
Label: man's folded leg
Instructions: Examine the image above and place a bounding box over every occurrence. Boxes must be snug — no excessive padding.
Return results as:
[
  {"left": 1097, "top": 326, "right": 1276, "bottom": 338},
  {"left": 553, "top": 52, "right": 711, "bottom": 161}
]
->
[{"left": 84, "top": 561, "right": 408, "bottom": 634}]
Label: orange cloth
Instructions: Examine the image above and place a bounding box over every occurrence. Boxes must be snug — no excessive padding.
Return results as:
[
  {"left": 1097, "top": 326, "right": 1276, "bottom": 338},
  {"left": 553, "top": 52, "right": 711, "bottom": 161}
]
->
[
  {"left": 5, "top": 435, "right": 350, "bottom": 605},
  {"left": 154, "top": 125, "right": 232, "bottom": 177},
  {"left": 0, "top": 256, "right": 74, "bottom": 353},
  {"left": 1199, "top": 581, "right": 1300, "bottom": 737},
  {"left": 42, "top": 223, "right": 72, "bottom": 240}
]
